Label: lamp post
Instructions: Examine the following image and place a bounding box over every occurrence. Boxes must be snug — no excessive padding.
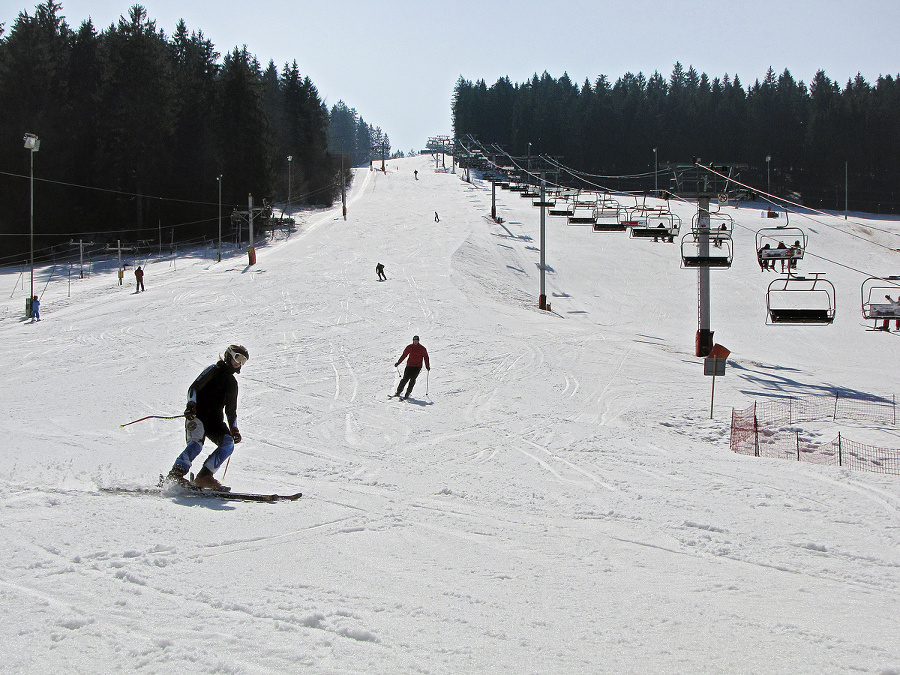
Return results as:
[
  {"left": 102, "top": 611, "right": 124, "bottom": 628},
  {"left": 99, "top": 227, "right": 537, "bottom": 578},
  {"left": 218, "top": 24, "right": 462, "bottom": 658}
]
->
[
  {"left": 766, "top": 155, "right": 771, "bottom": 195},
  {"left": 653, "top": 147, "right": 658, "bottom": 195},
  {"left": 287, "top": 155, "right": 292, "bottom": 218},
  {"left": 24, "top": 133, "right": 39, "bottom": 311},
  {"left": 217, "top": 175, "right": 223, "bottom": 261}
]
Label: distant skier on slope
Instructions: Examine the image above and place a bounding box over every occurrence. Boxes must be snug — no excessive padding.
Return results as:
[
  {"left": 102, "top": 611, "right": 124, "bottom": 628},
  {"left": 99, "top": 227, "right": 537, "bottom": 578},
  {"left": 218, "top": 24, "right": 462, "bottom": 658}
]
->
[
  {"left": 165, "top": 345, "right": 249, "bottom": 490},
  {"left": 376, "top": 262, "right": 387, "bottom": 281},
  {"left": 393, "top": 335, "right": 430, "bottom": 400}
]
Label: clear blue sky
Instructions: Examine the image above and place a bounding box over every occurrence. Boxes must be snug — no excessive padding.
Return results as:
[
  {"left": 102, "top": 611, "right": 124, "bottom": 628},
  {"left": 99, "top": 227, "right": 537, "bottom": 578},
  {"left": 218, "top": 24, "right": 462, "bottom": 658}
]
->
[{"left": 6, "top": 0, "right": 899, "bottom": 153}]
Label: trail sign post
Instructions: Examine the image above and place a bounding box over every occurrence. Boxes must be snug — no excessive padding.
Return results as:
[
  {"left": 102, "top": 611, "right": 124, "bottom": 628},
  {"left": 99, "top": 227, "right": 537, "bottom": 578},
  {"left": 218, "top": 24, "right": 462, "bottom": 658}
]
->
[{"left": 704, "top": 343, "right": 730, "bottom": 418}]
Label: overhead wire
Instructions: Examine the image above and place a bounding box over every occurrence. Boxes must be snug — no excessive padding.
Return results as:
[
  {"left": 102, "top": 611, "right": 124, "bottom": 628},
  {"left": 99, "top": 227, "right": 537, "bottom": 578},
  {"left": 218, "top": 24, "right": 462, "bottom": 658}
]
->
[{"left": 467, "top": 141, "right": 900, "bottom": 297}]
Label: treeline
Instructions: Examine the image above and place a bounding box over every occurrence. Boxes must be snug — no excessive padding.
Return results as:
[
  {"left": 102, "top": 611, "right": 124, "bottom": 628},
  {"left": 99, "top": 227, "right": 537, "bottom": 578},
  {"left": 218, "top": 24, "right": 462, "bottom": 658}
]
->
[
  {"left": 328, "top": 101, "right": 391, "bottom": 168},
  {"left": 452, "top": 65, "right": 900, "bottom": 212},
  {"left": 0, "top": 1, "right": 361, "bottom": 257}
]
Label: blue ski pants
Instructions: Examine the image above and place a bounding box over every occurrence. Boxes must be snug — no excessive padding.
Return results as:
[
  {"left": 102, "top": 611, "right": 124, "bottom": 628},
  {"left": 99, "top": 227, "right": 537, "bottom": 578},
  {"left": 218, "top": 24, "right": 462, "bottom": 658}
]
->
[{"left": 175, "top": 419, "right": 235, "bottom": 473}]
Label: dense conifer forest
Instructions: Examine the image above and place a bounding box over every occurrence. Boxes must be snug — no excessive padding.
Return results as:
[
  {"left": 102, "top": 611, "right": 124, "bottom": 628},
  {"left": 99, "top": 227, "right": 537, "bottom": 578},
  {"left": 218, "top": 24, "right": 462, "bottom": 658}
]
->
[
  {"left": 453, "top": 66, "right": 900, "bottom": 213},
  {"left": 0, "top": 2, "right": 384, "bottom": 259}
]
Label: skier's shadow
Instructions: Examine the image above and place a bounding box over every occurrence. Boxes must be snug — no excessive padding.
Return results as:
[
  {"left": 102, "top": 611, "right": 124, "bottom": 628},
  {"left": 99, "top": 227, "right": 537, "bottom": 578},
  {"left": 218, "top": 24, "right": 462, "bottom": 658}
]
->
[
  {"left": 405, "top": 398, "right": 434, "bottom": 407},
  {"left": 171, "top": 495, "right": 237, "bottom": 510}
]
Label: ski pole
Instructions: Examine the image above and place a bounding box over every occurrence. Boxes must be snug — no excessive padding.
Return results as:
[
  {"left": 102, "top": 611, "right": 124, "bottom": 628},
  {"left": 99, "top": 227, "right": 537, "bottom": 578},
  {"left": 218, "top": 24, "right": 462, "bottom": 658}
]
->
[
  {"left": 426, "top": 370, "right": 429, "bottom": 396},
  {"left": 119, "top": 413, "right": 185, "bottom": 428}
]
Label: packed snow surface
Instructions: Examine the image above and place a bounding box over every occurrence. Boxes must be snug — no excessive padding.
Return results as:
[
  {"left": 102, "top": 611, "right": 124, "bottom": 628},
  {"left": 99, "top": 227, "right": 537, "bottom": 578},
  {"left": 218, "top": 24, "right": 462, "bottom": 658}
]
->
[{"left": 2, "top": 154, "right": 900, "bottom": 674}]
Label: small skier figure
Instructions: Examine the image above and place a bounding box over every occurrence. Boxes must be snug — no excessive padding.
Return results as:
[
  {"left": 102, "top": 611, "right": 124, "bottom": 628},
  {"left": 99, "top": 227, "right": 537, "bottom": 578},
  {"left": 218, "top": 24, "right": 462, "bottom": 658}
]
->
[
  {"left": 414, "top": 170, "right": 419, "bottom": 180},
  {"left": 880, "top": 295, "right": 900, "bottom": 331},
  {"left": 776, "top": 241, "right": 788, "bottom": 273},
  {"left": 434, "top": 212, "right": 440, "bottom": 223},
  {"left": 30, "top": 295, "right": 40, "bottom": 322},
  {"left": 394, "top": 336, "right": 430, "bottom": 400},
  {"left": 165, "top": 345, "right": 249, "bottom": 490},
  {"left": 376, "top": 262, "right": 387, "bottom": 281},
  {"left": 758, "top": 244, "right": 771, "bottom": 271},
  {"left": 135, "top": 266, "right": 145, "bottom": 292}
]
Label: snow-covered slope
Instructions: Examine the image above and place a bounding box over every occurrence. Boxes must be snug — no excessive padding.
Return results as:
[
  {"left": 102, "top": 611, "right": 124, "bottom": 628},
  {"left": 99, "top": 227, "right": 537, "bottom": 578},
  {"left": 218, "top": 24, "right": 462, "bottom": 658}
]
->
[{"left": 1, "top": 154, "right": 899, "bottom": 674}]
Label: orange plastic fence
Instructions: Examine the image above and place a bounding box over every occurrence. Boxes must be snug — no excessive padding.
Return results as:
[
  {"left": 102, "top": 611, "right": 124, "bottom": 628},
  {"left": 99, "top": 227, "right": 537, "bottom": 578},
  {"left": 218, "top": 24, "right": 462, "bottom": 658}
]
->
[{"left": 730, "top": 395, "right": 900, "bottom": 476}]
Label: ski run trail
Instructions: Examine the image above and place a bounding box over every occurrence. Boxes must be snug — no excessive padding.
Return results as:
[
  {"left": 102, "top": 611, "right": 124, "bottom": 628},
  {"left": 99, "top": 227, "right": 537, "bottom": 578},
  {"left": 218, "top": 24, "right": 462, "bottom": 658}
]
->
[{"left": 2, "top": 154, "right": 900, "bottom": 674}]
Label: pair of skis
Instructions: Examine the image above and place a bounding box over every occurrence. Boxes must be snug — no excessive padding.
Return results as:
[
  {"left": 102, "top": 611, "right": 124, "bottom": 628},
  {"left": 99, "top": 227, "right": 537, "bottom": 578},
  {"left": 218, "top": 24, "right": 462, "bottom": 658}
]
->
[{"left": 101, "top": 476, "right": 301, "bottom": 503}]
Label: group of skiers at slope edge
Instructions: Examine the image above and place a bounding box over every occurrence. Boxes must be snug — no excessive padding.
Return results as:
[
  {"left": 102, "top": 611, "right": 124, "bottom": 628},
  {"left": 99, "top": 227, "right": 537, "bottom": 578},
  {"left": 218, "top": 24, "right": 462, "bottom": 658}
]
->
[{"left": 166, "top": 334, "right": 430, "bottom": 492}]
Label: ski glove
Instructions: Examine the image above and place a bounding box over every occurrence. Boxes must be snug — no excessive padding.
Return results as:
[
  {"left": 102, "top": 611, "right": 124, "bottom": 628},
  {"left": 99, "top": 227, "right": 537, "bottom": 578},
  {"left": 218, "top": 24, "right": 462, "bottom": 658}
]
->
[
  {"left": 184, "top": 401, "right": 197, "bottom": 420},
  {"left": 230, "top": 427, "right": 242, "bottom": 444}
]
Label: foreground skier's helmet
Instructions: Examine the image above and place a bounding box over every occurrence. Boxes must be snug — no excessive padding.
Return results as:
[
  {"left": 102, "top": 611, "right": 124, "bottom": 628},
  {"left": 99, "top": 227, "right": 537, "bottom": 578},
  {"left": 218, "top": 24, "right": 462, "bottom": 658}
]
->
[
  {"left": 413, "top": 335, "right": 419, "bottom": 341},
  {"left": 225, "top": 344, "right": 249, "bottom": 369}
]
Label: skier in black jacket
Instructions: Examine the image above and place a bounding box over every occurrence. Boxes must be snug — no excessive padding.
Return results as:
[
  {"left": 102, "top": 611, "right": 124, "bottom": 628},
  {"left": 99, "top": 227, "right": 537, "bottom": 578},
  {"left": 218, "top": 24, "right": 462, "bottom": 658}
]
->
[{"left": 165, "top": 345, "right": 248, "bottom": 490}]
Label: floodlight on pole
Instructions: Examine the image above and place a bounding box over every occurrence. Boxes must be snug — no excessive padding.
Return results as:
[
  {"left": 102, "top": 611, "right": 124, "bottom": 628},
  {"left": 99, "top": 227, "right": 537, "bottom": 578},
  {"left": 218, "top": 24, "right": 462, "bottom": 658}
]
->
[
  {"left": 653, "top": 147, "right": 658, "bottom": 195},
  {"left": 766, "top": 155, "right": 771, "bottom": 195},
  {"left": 24, "top": 133, "right": 39, "bottom": 310},
  {"left": 287, "top": 156, "right": 292, "bottom": 218},
  {"left": 217, "top": 175, "right": 223, "bottom": 261}
]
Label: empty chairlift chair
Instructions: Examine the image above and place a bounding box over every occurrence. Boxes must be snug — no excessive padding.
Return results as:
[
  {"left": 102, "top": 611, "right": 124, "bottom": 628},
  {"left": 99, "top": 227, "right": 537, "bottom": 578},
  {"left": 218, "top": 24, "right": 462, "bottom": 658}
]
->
[
  {"left": 766, "top": 273, "right": 836, "bottom": 325},
  {"left": 680, "top": 212, "right": 734, "bottom": 268},
  {"left": 568, "top": 199, "right": 597, "bottom": 225},
  {"left": 592, "top": 203, "right": 627, "bottom": 232}
]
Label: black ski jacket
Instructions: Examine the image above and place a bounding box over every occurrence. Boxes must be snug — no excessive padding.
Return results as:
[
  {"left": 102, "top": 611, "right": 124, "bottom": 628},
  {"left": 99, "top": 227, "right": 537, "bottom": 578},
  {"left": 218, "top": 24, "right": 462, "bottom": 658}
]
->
[{"left": 188, "top": 360, "right": 239, "bottom": 435}]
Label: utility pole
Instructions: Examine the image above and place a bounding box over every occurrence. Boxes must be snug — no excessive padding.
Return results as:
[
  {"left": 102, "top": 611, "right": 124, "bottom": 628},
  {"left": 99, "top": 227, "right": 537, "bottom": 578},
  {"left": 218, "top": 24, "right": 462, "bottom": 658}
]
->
[
  {"left": 696, "top": 196, "right": 713, "bottom": 356},
  {"left": 653, "top": 148, "right": 658, "bottom": 195},
  {"left": 539, "top": 174, "right": 548, "bottom": 311},
  {"left": 845, "top": 161, "right": 849, "bottom": 220},
  {"left": 491, "top": 178, "right": 497, "bottom": 221},
  {"left": 217, "top": 175, "right": 223, "bottom": 261},
  {"left": 287, "top": 156, "right": 292, "bottom": 218},
  {"left": 341, "top": 156, "right": 347, "bottom": 220},
  {"left": 248, "top": 193, "right": 255, "bottom": 265},
  {"left": 24, "top": 133, "right": 39, "bottom": 315}
]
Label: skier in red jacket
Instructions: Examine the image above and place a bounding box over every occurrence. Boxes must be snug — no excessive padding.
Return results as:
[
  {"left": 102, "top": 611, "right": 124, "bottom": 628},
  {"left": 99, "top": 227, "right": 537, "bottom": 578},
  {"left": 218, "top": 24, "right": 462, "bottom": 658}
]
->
[{"left": 394, "top": 335, "right": 430, "bottom": 400}]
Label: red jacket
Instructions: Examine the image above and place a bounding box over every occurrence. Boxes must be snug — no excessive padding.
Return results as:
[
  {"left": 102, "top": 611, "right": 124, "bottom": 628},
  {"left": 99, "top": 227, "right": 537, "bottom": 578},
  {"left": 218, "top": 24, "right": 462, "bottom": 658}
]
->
[{"left": 397, "top": 342, "right": 430, "bottom": 369}]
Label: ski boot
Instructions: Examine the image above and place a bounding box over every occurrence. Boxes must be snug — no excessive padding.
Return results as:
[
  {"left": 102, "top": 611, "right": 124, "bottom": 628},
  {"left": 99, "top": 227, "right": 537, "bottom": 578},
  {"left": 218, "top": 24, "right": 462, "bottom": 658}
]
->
[
  {"left": 163, "top": 464, "right": 191, "bottom": 488},
  {"left": 193, "top": 466, "right": 230, "bottom": 492}
]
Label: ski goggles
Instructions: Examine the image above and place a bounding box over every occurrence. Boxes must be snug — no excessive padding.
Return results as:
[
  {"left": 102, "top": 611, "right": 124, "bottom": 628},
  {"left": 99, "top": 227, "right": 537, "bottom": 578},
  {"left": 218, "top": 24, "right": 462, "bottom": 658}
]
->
[{"left": 231, "top": 352, "right": 248, "bottom": 366}]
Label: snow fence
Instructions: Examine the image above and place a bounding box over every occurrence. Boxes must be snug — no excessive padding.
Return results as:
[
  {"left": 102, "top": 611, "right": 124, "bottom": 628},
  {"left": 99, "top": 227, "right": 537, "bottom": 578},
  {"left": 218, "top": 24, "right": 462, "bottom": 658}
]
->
[{"left": 730, "top": 394, "right": 900, "bottom": 476}]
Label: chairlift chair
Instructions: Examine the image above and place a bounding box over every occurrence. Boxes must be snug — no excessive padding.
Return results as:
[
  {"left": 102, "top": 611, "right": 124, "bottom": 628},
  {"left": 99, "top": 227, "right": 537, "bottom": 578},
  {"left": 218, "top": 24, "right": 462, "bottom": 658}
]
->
[
  {"left": 861, "top": 276, "right": 900, "bottom": 328},
  {"left": 548, "top": 202, "right": 574, "bottom": 217},
  {"left": 592, "top": 205, "right": 627, "bottom": 232},
  {"left": 681, "top": 212, "right": 734, "bottom": 267},
  {"left": 631, "top": 211, "right": 681, "bottom": 241},
  {"left": 756, "top": 223, "right": 807, "bottom": 272},
  {"left": 681, "top": 231, "right": 733, "bottom": 267},
  {"left": 568, "top": 202, "right": 597, "bottom": 225},
  {"left": 766, "top": 272, "right": 836, "bottom": 325}
]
